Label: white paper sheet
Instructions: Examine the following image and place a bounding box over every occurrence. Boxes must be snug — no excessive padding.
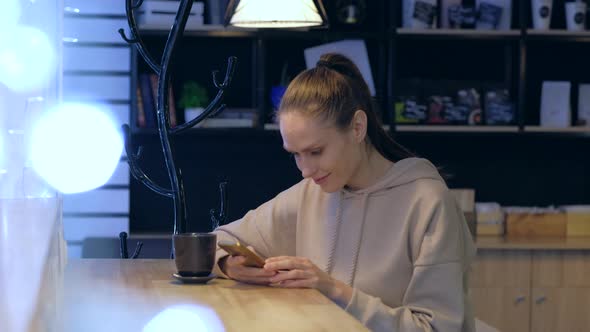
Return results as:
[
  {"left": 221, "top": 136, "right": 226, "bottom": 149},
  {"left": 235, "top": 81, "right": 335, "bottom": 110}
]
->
[
  {"left": 540, "top": 81, "right": 571, "bottom": 128},
  {"left": 578, "top": 84, "right": 590, "bottom": 126},
  {"left": 303, "top": 39, "right": 376, "bottom": 96}
]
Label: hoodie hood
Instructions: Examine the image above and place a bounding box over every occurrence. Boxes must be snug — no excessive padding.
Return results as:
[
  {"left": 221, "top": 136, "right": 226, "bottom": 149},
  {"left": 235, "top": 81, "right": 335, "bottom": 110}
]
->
[
  {"left": 330, "top": 158, "right": 445, "bottom": 285},
  {"left": 342, "top": 157, "right": 443, "bottom": 198}
]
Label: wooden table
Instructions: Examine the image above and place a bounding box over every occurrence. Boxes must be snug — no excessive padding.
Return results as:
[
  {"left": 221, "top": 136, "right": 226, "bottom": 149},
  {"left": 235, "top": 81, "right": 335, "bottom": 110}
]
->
[{"left": 59, "top": 259, "right": 368, "bottom": 332}]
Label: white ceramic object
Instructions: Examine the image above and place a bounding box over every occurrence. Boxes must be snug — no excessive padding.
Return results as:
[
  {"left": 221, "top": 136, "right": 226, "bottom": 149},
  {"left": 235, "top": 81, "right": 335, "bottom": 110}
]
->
[
  {"left": 565, "top": 1, "right": 587, "bottom": 31},
  {"left": 531, "top": 0, "right": 553, "bottom": 30}
]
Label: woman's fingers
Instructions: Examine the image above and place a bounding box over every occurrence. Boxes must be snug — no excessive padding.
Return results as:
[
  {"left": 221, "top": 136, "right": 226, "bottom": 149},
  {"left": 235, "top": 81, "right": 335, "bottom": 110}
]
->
[
  {"left": 228, "top": 269, "right": 274, "bottom": 284},
  {"left": 226, "top": 255, "right": 246, "bottom": 266},
  {"left": 227, "top": 256, "right": 274, "bottom": 276},
  {"left": 238, "top": 265, "right": 276, "bottom": 278},
  {"left": 264, "top": 256, "right": 312, "bottom": 271},
  {"left": 270, "top": 279, "right": 312, "bottom": 288},
  {"left": 269, "top": 269, "right": 309, "bottom": 283},
  {"left": 225, "top": 255, "right": 276, "bottom": 283},
  {"left": 239, "top": 274, "right": 276, "bottom": 285}
]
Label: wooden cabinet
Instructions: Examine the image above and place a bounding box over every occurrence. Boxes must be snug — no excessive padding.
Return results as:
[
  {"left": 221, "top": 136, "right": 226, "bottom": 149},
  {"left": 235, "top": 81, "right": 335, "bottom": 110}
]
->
[
  {"left": 530, "top": 251, "right": 590, "bottom": 332},
  {"left": 470, "top": 239, "right": 590, "bottom": 332},
  {"left": 470, "top": 250, "right": 531, "bottom": 332},
  {"left": 470, "top": 287, "right": 530, "bottom": 332}
]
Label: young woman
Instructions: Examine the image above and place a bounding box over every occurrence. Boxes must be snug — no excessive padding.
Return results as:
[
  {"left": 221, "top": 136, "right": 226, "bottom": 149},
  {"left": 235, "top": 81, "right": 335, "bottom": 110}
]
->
[{"left": 213, "top": 53, "right": 476, "bottom": 331}]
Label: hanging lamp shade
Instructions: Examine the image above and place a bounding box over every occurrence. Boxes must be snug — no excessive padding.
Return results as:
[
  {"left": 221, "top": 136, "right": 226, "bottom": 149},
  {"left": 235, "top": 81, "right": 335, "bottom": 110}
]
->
[{"left": 225, "top": 0, "right": 328, "bottom": 28}]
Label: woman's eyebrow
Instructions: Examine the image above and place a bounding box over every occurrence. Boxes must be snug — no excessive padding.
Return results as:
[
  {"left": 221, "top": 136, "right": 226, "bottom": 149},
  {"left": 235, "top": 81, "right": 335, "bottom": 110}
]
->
[{"left": 283, "top": 143, "right": 322, "bottom": 153}]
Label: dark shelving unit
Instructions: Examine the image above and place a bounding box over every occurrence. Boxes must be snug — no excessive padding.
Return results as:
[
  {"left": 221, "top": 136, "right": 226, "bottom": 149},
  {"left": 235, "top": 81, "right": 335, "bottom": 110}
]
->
[{"left": 129, "top": 0, "right": 590, "bottom": 234}]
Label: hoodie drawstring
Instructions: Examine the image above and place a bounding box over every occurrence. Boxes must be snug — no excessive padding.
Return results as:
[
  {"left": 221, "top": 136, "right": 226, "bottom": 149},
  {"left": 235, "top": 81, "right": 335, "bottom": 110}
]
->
[
  {"left": 325, "top": 191, "right": 342, "bottom": 274},
  {"left": 346, "top": 193, "right": 369, "bottom": 286}
]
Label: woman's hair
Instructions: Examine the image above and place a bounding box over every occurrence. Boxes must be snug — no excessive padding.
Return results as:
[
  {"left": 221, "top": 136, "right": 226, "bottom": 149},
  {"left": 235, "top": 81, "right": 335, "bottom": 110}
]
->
[{"left": 277, "top": 53, "right": 414, "bottom": 162}]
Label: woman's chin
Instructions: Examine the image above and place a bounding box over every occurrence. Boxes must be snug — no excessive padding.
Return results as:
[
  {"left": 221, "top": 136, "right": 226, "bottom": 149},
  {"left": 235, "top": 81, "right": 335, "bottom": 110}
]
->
[{"left": 317, "top": 183, "right": 341, "bottom": 193}]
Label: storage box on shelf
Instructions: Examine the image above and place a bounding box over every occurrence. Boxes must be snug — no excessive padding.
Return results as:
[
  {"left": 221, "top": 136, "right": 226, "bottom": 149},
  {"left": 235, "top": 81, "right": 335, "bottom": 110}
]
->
[
  {"left": 506, "top": 211, "right": 567, "bottom": 238},
  {"left": 476, "top": 202, "right": 505, "bottom": 236},
  {"left": 563, "top": 205, "right": 590, "bottom": 236}
]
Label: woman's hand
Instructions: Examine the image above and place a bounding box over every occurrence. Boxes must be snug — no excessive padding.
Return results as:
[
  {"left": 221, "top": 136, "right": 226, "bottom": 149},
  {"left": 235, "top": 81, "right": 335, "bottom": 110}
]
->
[
  {"left": 219, "top": 254, "right": 277, "bottom": 285},
  {"left": 263, "top": 256, "right": 353, "bottom": 306}
]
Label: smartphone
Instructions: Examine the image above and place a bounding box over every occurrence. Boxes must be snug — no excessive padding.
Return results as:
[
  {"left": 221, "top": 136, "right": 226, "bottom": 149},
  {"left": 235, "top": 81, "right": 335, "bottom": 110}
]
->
[{"left": 218, "top": 240, "right": 266, "bottom": 268}]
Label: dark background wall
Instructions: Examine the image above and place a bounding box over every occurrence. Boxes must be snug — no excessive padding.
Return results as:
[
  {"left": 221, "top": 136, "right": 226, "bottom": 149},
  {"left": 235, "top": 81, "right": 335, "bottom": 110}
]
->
[
  {"left": 130, "top": 130, "right": 590, "bottom": 234},
  {"left": 130, "top": 0, "right": 590, "bottom": 234}
]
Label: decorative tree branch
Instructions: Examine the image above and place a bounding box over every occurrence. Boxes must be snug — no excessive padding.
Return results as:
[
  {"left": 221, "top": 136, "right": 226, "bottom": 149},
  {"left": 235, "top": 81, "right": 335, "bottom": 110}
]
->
[
  {"left": 120, "top": 0, "right": 161, "bottom": 74},
  {"left": 122, "top": 125, "right": 174, "bottom": 197},
  {"left": 119, "top": 232, "right": 143, "bottom": 259},
  {"left": 120, "top": 0, "right": 238, "bottom": 247},
  {"left": 170, "top": 59, "right": 237, "bottom": 134},
  {"left": 210, "top": 181, "right": 229, "bottom": 230}
]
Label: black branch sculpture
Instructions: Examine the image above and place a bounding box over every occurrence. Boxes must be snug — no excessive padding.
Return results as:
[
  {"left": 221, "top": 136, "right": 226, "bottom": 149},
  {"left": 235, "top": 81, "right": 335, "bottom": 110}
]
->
[{"left": 117, "top": 0, "right": 236, "bottom": 258}]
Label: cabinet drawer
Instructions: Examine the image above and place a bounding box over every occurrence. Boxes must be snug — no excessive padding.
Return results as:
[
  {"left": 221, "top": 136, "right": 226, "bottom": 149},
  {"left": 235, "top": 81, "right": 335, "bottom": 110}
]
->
[
  {"left": 531, "top": 287, "right": 590, "bottom": 332},
  {"left": 470, "top": 250, "right": 531, "bottom": 288},
  {"left": 63, "top": 46, "right": 130, "bottom": 72},
  {"left": 532, "top": 251, "right": 590, "bottom": 287},
  {"left": 470, "top": 287, "right": 530, "bottom": 332},
  {"left": 63, "top": 189, "right": 129, "bottom": 214},
  {"left": 63, "top": 75, "right": 130, "bottom": 101},
  {"left": 63, "top": 17, "right": 128, "bottom": 44},
  {"left": 64, "top": 0, "right": 126, "bottom": 16}
]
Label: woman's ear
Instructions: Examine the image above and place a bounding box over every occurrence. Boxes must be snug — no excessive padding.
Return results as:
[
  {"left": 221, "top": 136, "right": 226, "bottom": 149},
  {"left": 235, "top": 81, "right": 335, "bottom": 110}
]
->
[{"left": 351, "top": 110, "right": 367, "bottom": 143}]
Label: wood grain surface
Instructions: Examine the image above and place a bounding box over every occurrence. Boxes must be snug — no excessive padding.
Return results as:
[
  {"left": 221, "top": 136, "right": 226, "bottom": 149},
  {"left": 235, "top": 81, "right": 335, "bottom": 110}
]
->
[
  {"left": 476, "top": 236, "right": 590, "bottom": 250},
  {"left": 60, "top": 259, "right": 368, "bottom": 332}
]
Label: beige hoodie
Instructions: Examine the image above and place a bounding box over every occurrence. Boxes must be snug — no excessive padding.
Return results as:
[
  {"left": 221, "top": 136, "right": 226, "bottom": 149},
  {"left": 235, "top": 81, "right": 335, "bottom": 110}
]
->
[{"left": 213, "top": 157, "right": 476, "bottom": 331}]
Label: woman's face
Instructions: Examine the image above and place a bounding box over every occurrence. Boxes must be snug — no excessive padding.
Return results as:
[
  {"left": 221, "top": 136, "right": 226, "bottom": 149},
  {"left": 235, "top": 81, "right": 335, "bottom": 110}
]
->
[{"left": 279, "top": 112, "right": 363, "bottom": 193}]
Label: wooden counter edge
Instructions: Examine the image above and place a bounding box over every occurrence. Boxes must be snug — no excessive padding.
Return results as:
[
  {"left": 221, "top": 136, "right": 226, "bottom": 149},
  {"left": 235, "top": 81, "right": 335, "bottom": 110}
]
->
[{"left": 476, "top": 236, "right": 590, "bottom": 250}]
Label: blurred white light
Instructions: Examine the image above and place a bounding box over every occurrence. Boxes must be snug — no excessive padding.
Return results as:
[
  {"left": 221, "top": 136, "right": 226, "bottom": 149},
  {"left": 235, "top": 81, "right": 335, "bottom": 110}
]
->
[
  {"left": 0, "top": 26, "right": 55, "bottom": 93},
  {"left": 143, "top": 305, "right": 225, "bottom": 332},
  {"left": 0, "top": 134, "right": 3, "bottom": 167},
  {"left": 62, "top": 37, "right": 79, "bottom": 43},
  {"left": 0, "top": 0, "right": 21, "bottom": 42},
  {"left": 30, "top": 104, "right": 123, "bottom": 194},
  {"left": 229, "top": 0, "right": 324, "bottom": 28},
  {"left": 64, "top": 7, "right": 80, "bottom": 13}
]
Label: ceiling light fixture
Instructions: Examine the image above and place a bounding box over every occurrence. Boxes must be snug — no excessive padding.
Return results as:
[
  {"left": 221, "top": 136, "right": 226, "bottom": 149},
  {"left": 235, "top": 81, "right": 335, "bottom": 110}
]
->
[{"left": 225, "top": 0, "right": 328, "bottom": 29}]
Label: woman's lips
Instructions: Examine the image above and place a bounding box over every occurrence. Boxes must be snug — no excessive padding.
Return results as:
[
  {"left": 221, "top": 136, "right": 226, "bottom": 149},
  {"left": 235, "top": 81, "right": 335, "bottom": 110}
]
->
[{"left": 313, "top": 173, "right": 330, "bottom": 184}]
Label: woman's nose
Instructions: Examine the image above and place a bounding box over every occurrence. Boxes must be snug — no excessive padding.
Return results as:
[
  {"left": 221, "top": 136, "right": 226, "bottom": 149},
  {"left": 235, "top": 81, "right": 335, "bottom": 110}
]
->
[{"left": 298, "top": 159, "right": 316, "bottom": 179}]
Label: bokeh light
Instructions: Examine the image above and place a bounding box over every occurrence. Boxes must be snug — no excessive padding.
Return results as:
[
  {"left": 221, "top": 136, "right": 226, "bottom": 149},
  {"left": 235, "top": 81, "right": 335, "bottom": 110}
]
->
[
  {"left": 143, "top": 305, "right": 225, "bottom": 332},
  {"left": 0, "top": 133, "right": 3, "bottom": 170},
  {"left": 0, "top": 25, "right": 55, "bottom": 93},
  {"left": 0, "top": 0, "right": 21, "bottom": 43},
  {"left": 30, "top": 103, "right": 123, "bottom": 194}
]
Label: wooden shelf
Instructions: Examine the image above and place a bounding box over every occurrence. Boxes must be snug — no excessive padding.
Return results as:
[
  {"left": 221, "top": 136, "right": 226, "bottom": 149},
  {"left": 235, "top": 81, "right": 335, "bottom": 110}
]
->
[
  {"left": 395, "top": 125, "right": 519, "bottom": 133},
  {"left": 264, "top": 123, "right": 280, "bottom": 131},
  {"left": 139, "top": 25, "right": 256, "bottom": 38},
  {"left": 139, "top": 25, "right": 379, "bottom": 40},
  {"left": 394, "top": 126, "right": 590, "bottom": 136},
  {"left": 524, "top": 126, "right": 590, "bottom": 134},
  {"left": 396, "top": 28, "right": 520, "bottom": 40},
  {"left": 526, "top": 29, "right": 590, "bottom": 42},
  {"left": 264, "top": 123, "right": 391, "bottom": 131},
  {"left": 142, "top": 26, "right": 589, "bottom": 42},
  {"left": 132, "top": 127, "right": 274, "bottom": 137},
  {"left": 476, "top": 236, "right": 590, "bottom": 250}
]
